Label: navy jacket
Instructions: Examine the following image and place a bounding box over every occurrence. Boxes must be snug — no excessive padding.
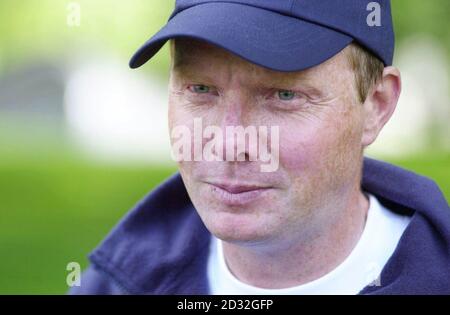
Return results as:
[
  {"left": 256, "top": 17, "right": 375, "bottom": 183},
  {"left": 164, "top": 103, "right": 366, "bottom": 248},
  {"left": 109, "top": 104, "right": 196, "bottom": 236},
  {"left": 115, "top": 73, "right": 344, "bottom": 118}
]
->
[{"left": 69, "top": 158, "right": 450, "bottom": 295}]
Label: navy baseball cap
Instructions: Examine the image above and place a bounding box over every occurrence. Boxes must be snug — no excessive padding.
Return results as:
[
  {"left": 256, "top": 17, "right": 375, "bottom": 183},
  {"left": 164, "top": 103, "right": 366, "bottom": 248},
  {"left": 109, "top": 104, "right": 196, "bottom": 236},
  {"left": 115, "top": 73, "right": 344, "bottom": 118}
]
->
[{"left": 129, "top": 0, "right": 394, "bottom": 71}]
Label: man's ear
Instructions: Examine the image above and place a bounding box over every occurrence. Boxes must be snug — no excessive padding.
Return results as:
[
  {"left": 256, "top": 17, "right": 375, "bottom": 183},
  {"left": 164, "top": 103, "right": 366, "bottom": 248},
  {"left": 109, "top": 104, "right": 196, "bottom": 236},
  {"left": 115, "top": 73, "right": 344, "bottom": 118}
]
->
[{"left": 361, "top": 66, "right": 402, "bottom": 147}]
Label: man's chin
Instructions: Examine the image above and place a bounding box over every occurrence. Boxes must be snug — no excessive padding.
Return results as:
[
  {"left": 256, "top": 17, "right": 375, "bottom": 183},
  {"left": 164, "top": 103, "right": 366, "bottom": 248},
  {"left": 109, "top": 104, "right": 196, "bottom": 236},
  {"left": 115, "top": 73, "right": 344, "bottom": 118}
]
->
[{"left": 203, "top": 212, "right": 274, "bottom": 245}]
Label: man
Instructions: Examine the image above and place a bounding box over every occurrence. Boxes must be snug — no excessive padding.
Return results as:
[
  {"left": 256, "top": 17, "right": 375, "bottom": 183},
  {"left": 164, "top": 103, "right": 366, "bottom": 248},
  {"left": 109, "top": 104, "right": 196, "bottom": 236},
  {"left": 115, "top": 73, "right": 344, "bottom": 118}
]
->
[{"left": 70, "top": 0, "right": 450, "bottom": 294}]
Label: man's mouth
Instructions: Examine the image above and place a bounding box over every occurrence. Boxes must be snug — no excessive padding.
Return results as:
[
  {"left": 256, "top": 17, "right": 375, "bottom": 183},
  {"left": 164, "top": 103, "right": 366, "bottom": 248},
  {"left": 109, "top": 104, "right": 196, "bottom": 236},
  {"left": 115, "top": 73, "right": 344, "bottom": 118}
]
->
[{"left": 205, "top": 181, "right": 273, "bottom": 206}]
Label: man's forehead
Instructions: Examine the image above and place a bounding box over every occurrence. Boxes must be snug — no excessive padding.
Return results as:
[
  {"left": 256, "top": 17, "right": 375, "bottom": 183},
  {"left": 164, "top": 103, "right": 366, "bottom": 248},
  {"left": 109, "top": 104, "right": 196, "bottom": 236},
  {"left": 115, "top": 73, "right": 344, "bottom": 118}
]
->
[{"left": 171, "top": 38, "right": 350, "bottom": 84}]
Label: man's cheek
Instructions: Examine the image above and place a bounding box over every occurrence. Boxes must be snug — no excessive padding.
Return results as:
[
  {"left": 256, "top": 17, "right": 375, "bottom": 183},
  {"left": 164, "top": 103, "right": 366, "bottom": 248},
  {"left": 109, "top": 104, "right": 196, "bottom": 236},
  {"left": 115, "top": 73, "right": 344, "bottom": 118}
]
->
[{"left": 278, "top": 135, "right": 325, "bottom": 174}]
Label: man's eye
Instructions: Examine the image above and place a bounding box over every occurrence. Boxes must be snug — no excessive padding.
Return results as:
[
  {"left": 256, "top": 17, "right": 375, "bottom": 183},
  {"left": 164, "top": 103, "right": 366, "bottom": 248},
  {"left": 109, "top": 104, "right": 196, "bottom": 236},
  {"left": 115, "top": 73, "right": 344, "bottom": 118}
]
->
[
  {"left": 189, "top": 85, "right": 211, "bottom": 94},
  {"left": 277, "top": 90, "right": 296, "bottom": 101}
]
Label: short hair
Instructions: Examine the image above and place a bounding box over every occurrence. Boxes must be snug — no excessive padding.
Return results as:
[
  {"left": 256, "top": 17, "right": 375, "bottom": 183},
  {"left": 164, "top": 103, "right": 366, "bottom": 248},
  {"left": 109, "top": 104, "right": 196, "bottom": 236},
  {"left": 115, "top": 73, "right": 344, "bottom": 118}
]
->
[
  {"left": 170, "top": 39, "right": 385, "bottom": 104},
  {"left": 347, "top": 42, "right": 385, "bottom": 104}
]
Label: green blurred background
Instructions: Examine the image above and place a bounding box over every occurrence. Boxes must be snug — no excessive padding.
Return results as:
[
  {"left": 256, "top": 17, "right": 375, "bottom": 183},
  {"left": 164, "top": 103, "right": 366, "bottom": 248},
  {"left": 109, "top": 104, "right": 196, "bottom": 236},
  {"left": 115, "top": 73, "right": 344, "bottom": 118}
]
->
[{"left": 0, "top": 1, "right": 449, "bottom": 294}]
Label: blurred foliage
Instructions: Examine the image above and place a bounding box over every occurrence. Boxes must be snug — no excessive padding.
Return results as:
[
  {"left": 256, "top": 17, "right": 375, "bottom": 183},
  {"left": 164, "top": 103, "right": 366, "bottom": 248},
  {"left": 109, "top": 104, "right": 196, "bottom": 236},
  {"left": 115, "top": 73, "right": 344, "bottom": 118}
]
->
[
  {"left": 392, "top": 0, "right": 450, "bottom": 49},
  {"left": 0, "top": 0, "right": 174, "bottom": 77}
]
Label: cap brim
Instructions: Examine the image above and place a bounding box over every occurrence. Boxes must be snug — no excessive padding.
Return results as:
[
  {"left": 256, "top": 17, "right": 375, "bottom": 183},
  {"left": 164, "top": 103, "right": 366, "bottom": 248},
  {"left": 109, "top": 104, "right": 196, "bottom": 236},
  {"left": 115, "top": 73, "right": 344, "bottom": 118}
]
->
[{"left": 129, "top": 2, "right": 353, "bottom": 72}]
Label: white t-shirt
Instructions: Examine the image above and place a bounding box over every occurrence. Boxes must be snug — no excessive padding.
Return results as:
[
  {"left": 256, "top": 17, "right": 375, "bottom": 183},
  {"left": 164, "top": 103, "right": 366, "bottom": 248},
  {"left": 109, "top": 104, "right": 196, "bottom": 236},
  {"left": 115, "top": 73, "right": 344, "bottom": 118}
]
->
[{"left": 207, "top": 193, "right": 411, "bottom": 295}]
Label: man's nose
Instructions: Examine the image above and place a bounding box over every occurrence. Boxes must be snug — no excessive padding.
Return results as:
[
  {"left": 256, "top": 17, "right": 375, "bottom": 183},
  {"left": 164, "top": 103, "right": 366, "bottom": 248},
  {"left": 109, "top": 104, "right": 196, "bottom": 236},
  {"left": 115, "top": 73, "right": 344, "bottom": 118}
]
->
[
  {"left": 217, "top": 100, "right": 255, "bottom": 162},
  {"left": 222, "top": 101, "right": 243, "bottom": 126}
]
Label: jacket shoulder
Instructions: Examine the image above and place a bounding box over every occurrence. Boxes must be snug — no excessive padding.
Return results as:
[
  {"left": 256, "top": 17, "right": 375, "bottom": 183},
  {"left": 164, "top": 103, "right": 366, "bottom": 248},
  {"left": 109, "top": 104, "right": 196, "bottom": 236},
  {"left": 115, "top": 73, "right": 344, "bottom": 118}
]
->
[{"left": 77, "top": 173, "right": 210, "bottom": 294}]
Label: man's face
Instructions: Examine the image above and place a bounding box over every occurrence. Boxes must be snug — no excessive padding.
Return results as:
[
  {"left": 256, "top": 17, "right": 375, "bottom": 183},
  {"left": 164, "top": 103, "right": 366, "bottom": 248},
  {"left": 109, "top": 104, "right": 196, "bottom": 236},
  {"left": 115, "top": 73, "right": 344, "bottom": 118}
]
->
[{"left": 168, "top": 39, "right": 366, "bottom": 246}]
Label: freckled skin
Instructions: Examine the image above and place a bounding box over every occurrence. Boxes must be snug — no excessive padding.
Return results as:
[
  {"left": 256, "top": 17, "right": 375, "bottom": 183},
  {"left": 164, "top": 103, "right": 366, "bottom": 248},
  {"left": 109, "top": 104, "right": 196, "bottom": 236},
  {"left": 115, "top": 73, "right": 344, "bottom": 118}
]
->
[
  {"left": 169, "top": 39, "right": 364, "bottom": 242},
  {"left": 166, "top": 39, "right": 400, "bottom": 288}
]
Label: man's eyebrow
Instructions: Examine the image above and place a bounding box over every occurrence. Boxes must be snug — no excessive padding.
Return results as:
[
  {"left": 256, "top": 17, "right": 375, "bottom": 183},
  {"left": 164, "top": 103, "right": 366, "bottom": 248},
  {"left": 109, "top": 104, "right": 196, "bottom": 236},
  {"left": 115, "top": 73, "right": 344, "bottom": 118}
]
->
[
  {"left": 259, "top": 72, "right": 323, "bottom": 94},
  {"left": 261, "top": 74, "right": 311, "bottom": 87},
  {"left": 171, "top": 62, "right": 215, "bottom": 79},
  {"left": 172, "top": 52, "right": 210, "bottom": 74},
  {"left": 172, "top": 59, "right": 199, "bottom": 73}
]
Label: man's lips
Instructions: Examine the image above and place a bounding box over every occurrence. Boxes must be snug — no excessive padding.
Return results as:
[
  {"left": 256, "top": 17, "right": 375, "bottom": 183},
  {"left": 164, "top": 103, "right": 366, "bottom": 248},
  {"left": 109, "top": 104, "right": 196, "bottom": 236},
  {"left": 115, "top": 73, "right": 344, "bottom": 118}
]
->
[
  {"left": 211, "top": 182, "right": 270, "bottom": 193},
  {"left": 204, "top": 181, "right": 274, "bottom": 206}
]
